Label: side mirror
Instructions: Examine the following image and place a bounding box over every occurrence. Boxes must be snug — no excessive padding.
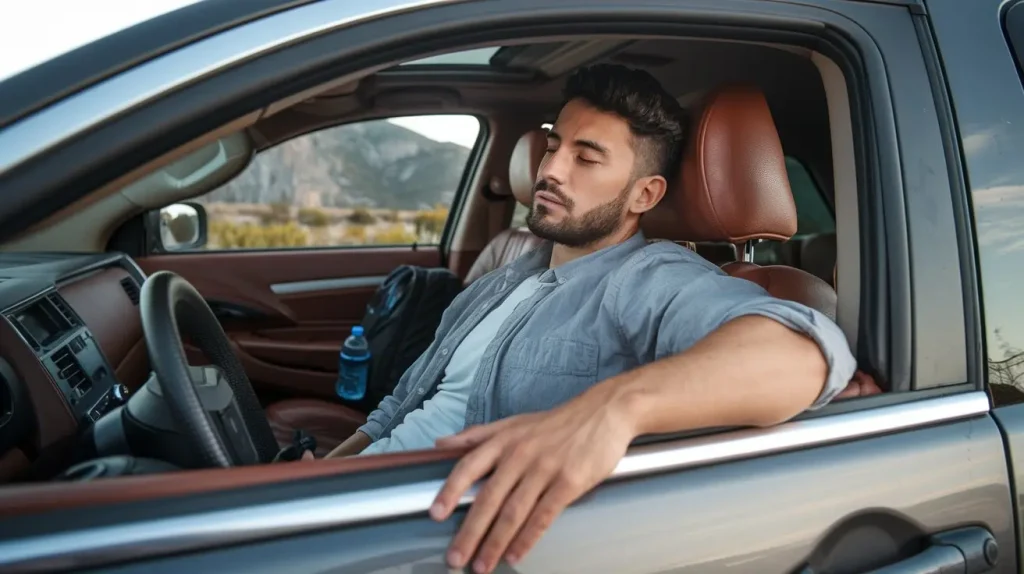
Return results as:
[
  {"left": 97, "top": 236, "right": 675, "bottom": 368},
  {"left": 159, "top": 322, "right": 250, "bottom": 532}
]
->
[{"left": 158, "top": 202, "right": 208, "bottom": 251}]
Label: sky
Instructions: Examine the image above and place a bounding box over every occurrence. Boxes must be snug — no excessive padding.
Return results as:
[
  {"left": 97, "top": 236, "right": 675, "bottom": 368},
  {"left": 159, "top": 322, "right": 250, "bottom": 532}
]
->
[
  {"left": 0, "top": 0, "right": 481, "bottom": 148},
  {"left": 0, "top": 0, "right": 202, "bottom": 81}
]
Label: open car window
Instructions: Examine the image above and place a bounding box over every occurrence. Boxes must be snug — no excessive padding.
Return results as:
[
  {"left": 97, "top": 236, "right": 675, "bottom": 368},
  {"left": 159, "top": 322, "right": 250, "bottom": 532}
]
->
[{"left": 160, "top": 114, "right": 482, "bottom": 251}]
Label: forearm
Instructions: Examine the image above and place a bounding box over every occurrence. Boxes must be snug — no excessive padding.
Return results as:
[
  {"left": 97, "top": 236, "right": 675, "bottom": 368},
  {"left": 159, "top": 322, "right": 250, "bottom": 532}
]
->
[
  {"left": 325, "top": 430, "right": 372, "bottom": 458},
  {"left": 595, "top": 315, "right": 829, "bottom": 437}
]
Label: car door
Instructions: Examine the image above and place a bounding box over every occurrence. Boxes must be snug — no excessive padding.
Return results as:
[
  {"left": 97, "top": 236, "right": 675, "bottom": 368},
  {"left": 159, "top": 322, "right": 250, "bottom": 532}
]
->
[
  {"left": 128, "top": 114, "right": 484, "bottom": 403},
  {"left": 928, "top": 0, "right": 1024, "bottom": 553},
  {"left": 0, "top": 0, "right": 1015, "bottom": 573}
]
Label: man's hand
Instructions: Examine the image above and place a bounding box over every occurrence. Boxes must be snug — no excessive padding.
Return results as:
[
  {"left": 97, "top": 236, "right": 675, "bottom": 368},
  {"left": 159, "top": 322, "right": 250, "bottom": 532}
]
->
[{"left": 429, "top": 389, "right": 636, "bottom": 573}]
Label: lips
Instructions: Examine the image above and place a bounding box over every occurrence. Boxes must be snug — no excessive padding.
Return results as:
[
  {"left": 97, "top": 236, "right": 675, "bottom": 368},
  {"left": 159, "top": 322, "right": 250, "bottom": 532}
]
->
[{"left": 534, "top": 190, "right": 565, "bottom": 208}]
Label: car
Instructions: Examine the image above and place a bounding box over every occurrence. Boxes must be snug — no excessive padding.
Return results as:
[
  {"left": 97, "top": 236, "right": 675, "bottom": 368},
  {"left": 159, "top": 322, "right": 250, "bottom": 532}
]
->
[{"left": 0, "top": 0, "right": 1019, "bottom": 572}]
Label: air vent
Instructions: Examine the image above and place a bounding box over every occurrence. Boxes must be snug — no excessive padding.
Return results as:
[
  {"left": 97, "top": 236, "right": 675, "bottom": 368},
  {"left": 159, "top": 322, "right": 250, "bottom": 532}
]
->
[
  {"left": 120, "top": 277, "right": 140, "bottom": 306},
  {"left": 46, "top": 293, "right": 79, "bottom": 328},
  {"left": 52, "top": 345, "right": 90, "bottom": 398},
  {"left": 9, "top": 320, "right": 40, "bottom": 351}
]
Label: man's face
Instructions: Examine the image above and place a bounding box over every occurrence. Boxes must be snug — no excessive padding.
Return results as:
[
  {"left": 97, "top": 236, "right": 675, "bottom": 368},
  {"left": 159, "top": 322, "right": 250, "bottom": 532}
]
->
[{"left": 527, "top": 99, "right": 657, "bottom": 247}]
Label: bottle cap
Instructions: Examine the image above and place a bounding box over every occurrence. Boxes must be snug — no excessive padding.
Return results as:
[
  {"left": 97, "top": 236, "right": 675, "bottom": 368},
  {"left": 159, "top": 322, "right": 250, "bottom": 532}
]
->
[{"left": 352, "top": 325, "right": 364, "bottom": 336}]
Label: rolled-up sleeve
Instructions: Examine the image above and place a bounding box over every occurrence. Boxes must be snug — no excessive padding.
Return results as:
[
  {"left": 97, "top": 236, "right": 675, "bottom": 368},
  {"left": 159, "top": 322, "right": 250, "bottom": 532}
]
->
[{"left": 614, "top": 247, "right": 857, "bottom": 409}]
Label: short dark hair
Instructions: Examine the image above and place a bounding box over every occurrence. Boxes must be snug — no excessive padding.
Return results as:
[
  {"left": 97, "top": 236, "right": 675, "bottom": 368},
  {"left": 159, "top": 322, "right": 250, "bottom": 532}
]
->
[{"left": 562, "top": 64, "right": 686, "bottom": 182}]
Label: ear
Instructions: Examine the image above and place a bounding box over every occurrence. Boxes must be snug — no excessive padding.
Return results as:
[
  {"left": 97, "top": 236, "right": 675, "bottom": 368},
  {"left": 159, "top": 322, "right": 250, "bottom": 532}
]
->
[{"left": 629, "top": 175, "right": 668, "bottom": 215}]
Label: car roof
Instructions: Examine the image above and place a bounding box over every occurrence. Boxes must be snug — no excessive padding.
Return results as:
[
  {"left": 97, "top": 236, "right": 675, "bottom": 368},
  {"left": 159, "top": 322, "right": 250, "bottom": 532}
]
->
[
  {"left": 0, "top": 0, "right": 315, "bottom": 130},
  {"left": 0, "top": 0, "right": 202, "bottom": 83}
]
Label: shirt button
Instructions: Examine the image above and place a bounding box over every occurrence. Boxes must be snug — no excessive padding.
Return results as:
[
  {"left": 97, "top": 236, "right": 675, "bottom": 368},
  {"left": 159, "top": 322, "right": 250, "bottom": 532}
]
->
[
  {"left": 441, "top": 348, "right": 449, "bottom": 356},
  {"left": 418, "top": 388, "right": 426, "bottom": 395}
]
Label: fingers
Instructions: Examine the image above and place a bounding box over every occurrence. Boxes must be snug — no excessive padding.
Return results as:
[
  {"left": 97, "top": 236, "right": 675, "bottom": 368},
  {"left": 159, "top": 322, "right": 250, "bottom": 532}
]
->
[
  {"left": 444, "top": 445, "right": 538, "bottom": 572},
  {"left": 505, "top": 477, "right": 581, "bottom": 565},
  {"left": 300, "top": 450, "right": 315, "bottom": 461},
  {"left": 431, "top": 440, "right": 503, "bottom": 522},
  {"left": 471, "top": 464, "right": 553, "bottom": 572}
]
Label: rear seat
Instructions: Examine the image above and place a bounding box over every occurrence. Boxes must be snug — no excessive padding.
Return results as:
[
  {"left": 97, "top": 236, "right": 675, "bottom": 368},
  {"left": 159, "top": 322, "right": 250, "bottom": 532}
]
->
[{"left": 800, "top": 232, "right": 837, "bottom": 287}]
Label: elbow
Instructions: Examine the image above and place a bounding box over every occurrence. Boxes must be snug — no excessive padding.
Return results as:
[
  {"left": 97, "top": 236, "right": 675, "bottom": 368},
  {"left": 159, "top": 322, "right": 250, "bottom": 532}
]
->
[{"left": 748, "top": 323, "right": 830, "bottom": 427}]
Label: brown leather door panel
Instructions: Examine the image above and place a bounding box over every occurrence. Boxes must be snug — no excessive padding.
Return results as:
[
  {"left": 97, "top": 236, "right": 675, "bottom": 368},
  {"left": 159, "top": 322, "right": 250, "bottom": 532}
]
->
[
  {"left": 184, "top": 341, "right": 338, "bottom": 400},
  {"left": 138, "top": 247, "right": 441, "bottom": 400},
  {"left": 233, "top": 333, "right": 339, "bottom": 373}
]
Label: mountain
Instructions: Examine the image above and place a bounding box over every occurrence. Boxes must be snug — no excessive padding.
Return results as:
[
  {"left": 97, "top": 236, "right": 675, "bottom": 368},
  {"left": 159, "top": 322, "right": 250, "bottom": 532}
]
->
[{"left": 204, "top": 120, "right": 472, "bottom": 210}]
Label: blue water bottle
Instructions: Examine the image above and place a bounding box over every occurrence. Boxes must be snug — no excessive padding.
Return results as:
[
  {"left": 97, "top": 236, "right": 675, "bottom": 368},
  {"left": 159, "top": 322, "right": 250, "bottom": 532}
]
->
[{"left": 336, "top": 326, "right": 371, "bottom": 401}]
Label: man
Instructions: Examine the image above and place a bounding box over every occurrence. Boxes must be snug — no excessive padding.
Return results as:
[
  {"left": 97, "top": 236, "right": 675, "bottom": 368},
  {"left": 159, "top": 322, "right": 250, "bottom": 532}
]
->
[{"left": 324, "top": 64, "right": 855, "bottom": 573}]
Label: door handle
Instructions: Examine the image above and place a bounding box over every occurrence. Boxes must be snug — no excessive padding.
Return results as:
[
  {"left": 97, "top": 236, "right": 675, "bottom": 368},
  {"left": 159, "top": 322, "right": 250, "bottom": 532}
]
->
[
  {"left": 865, "top": 527, "right": 998, "bottom": 574},
  {"left": 206, "top": 299, "right": 270, "bottom": 321},
  {"left": 864, "top": 527, "right": 999, "bottom": 568},
  {"left": 797, "top": 527, "right": 998, "bottom": 574}
]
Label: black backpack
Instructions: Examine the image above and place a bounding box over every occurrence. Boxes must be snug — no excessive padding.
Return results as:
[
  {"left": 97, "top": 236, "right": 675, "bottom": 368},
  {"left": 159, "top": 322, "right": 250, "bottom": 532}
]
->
[{"left": 355, "top": 265, "right": 462, "bottom": 410}]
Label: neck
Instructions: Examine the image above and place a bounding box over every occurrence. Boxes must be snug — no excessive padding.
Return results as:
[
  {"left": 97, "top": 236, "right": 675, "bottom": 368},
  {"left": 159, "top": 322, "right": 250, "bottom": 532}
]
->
[{"left": 549, "top": 223, "right": 639, "bottom": 268}]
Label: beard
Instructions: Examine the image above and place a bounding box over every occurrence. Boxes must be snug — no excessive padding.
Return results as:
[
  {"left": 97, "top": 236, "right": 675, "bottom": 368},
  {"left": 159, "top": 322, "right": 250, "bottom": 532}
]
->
[{"left": 526, "top": 179, "right": 631, "bottom": 248}]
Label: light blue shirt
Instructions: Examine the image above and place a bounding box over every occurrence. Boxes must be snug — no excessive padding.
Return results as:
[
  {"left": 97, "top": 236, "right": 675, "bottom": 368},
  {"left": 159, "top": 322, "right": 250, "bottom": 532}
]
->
[
  {"left": 359, "top": 231, "right": 856, "bottom": 447},
  {"left": 362, "top": 274, "right": 544, "bottom": 454}
]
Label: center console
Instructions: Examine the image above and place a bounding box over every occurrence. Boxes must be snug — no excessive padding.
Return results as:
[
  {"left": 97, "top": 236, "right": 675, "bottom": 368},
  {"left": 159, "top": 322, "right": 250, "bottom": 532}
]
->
[{"left": 5, "top": 292, "right": 127, "bottom": 424}]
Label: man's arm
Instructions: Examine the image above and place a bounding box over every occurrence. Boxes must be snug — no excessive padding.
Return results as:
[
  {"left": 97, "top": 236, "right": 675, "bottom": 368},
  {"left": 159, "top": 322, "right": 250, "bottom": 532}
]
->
[
  {"left": 428, "top": 254, "right": 856, "bottom": 573},
  {"left": 428, "top": 315, "right": 834, "bottom": 573},
  {"left": 325, "top": 430, "right": 372, "bottom": 458}
]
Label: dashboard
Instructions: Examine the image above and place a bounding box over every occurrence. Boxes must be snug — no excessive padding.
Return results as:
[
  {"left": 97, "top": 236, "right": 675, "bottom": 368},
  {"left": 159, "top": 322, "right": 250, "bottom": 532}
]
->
[{"left": 0, "top": 253, "right": 148, "bottom": 482}]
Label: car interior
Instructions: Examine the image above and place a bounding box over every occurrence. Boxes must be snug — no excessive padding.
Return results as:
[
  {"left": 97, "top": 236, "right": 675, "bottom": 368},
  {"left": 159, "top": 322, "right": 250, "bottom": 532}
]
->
[{"left": 0, "top": 33, "right": 879, "bottom": 487}]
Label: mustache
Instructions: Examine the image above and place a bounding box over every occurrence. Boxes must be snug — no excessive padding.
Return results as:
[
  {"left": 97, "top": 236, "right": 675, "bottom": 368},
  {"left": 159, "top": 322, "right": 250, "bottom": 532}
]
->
[{"left": 533, "top": 179, "right": 574, "bottom": 208}]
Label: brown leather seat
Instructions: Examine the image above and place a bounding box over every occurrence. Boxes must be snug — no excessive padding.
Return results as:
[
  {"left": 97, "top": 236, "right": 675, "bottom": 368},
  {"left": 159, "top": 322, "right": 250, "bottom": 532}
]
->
[
  {"left": 265, "top": 130, "right": 547, "bottom": 454},
  {"left": 644, "top": 86, "right": 838, "bottom": 319},
  {"left": 644, "top": 85, "right": 880, "bottom": 397},
  {"left": 266, "top": 399, "right": 366, "bottom": 458},
  {"left": 464, "top": 129, "right": 545, "bottom": 284}
]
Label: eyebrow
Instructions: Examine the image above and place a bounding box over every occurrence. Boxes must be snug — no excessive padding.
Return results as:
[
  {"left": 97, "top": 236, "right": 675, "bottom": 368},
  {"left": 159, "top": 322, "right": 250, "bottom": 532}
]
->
[{"left": 546, "top": 130, "right": 609, "bottom": 156}]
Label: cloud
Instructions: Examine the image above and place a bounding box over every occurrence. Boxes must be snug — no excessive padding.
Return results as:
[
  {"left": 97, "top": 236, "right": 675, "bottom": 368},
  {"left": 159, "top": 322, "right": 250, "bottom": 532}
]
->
[
  {"left": 972, "top": 185, "right": 1024, "bottom": 207},
  {"left": 962, "top": 132, "right": 992, "bottom": 155},
  {"left": 972, "top": 186, "right": 1024, "bottom": 253}
]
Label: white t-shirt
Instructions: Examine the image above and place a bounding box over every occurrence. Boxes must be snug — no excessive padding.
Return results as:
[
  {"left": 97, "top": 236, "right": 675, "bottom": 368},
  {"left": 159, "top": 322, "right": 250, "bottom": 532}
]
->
[{"left": 361, "top": 273, "right": 544, "bottom": 455}]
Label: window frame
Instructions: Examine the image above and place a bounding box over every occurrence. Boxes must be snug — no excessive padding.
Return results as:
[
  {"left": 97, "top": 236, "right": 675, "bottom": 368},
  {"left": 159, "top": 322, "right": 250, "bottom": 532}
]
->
[{"left": 146, "top": 113, "right": 488, "bottom": 255}]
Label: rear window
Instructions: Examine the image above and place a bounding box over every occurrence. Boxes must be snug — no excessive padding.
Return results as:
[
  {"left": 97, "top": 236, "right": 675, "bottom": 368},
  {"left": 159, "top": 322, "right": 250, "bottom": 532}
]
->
[{"left": 786, "top": 156, "right": 834, "bottom": 236}]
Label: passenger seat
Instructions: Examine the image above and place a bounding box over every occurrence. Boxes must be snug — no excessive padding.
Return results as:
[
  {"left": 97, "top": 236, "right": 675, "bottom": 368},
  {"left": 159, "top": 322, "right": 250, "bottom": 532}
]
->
[{"left": 265, "top": 129, "right": 547, "bottom": 454}]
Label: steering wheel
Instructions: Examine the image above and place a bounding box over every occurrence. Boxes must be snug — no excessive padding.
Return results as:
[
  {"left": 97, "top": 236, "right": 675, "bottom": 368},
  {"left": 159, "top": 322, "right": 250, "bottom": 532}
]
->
[{"left": 139, "top": 271, "right": 280, "bottom": 467}]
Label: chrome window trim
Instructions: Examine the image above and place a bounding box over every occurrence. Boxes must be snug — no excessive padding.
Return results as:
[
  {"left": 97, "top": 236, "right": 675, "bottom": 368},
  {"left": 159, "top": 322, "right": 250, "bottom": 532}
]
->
[
  {"left": 0, "top": 391, "right": 990, "bottom": 573},
  {"left": 0, "top": 0, "right": 466, "bottom": 178},
  {"left": 270, "top": 275, "right": 389, "bottom": 295}
]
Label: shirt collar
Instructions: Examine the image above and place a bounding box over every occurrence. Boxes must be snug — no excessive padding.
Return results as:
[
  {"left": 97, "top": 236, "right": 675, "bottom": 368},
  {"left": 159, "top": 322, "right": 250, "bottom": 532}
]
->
[{"left": 506, "top": 230, "right": 648, "bottom": 285}]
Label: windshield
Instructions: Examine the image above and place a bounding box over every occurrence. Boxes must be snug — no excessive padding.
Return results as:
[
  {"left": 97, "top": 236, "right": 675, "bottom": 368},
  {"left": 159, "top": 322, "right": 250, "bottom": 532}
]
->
[{"left": 0, "top": 0, "right": 202, "bottom": 82}]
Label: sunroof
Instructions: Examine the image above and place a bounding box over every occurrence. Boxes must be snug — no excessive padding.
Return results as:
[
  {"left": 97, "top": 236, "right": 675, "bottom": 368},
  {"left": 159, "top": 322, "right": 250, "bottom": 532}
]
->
[{"left": 401, "top": 47, "right": 501, "bottom": 66}]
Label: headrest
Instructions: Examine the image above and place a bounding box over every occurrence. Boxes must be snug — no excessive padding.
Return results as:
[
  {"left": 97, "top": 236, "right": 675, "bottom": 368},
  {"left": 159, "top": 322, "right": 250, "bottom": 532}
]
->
[
  {"left": 641, "top": 86, "right": 797, "bottom": 243},
  {"left": 508, "top": 129, "right": 547, "bottom": 207}
]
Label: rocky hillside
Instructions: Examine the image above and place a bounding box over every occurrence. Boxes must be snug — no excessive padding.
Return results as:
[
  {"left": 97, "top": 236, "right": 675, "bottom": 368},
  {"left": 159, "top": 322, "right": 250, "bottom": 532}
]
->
[{"left": 204, "top": 120, "right": 472, "bottom": 210}]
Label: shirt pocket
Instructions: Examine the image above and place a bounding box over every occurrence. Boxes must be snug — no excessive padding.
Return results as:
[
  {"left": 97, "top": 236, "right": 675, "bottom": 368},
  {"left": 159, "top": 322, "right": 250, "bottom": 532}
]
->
[{"left": 500, "top": 337, "right": 600, "bottom": 416}]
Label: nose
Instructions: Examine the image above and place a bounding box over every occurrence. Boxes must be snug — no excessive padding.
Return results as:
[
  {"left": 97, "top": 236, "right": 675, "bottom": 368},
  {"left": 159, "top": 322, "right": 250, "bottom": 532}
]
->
[{"left": 537, "top": 146, "right": 570, "bottom": 186}]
